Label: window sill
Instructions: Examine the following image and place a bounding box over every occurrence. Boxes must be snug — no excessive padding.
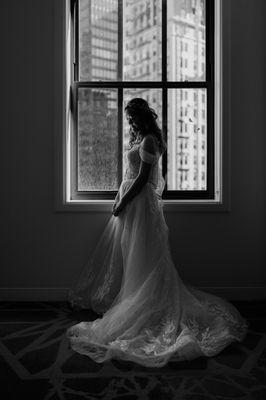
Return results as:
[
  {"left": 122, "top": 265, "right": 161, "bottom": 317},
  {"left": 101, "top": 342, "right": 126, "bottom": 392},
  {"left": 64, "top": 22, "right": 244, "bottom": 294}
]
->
[{"left": 54, "top": 196, "right": 230, "bottom": 213}]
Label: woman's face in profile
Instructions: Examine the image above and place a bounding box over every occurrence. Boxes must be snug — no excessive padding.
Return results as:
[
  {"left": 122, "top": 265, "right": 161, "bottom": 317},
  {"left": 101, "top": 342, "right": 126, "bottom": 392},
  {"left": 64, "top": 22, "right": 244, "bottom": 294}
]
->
[{"left": 126, "top": 112, "right": 140, "bottom": 129}]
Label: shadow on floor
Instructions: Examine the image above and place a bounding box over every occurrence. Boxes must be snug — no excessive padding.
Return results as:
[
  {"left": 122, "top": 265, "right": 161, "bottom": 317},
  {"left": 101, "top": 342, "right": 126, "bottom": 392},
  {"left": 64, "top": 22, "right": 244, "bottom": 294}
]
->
[{"left": 0, "top": 301, "right": 265, "bottom": 399}]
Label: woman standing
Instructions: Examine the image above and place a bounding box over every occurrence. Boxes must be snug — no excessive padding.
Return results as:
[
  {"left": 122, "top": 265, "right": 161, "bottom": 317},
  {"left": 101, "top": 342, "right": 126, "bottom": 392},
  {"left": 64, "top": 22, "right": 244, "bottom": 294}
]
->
[{"left": 66, "top": 98, "right": 248, "bottom": 368}]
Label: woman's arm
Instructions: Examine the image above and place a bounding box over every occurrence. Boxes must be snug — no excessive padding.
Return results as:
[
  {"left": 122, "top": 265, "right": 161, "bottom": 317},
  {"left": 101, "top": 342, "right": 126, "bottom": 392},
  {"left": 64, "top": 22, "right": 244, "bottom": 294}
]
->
[
  {"left": 112, "top": 135, "right": 157, "bottom": 216},
  {"left": 120, "top": 162, "right": 151, "bottom": 204}
]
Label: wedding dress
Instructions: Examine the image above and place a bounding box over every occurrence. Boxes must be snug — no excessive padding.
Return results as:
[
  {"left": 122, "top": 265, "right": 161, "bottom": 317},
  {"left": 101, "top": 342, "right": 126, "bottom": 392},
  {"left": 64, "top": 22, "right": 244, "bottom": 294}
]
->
[{"left": 66, "top": 138, "right": 249, "bottom": 368}]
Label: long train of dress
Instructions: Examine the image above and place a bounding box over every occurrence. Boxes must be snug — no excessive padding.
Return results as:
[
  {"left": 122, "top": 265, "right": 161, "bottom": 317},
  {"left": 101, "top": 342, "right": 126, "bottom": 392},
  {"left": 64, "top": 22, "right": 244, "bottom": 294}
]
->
[{"left": 66, "top": 142, "right": 249, "bottom": 368}]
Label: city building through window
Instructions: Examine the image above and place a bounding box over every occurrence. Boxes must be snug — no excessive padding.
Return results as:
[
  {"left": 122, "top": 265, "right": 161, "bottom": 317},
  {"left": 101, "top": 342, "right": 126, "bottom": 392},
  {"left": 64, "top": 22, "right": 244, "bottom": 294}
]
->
[{"left": 69, "top": 0, "right": 215, "bottom": 200}]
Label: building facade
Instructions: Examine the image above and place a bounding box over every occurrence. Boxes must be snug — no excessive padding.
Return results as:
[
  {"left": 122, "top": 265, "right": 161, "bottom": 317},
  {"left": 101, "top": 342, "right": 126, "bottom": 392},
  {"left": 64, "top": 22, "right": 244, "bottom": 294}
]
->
[{"left": 79, "top": 0, "right": 207, "bottom": 191}]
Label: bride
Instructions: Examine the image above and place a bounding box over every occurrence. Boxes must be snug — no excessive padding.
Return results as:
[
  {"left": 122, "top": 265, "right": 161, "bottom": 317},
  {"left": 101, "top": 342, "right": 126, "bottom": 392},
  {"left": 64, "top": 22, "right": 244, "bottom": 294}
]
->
[{"left": 66, "top": 98, "right": 248, "bottom": 368}]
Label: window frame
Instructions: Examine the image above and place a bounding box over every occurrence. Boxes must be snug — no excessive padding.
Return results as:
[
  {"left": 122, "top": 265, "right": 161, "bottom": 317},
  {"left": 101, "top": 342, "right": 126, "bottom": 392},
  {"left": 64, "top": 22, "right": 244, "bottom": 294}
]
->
[{"left": 54, "top": 0, "right": 230, "bottom": 212}]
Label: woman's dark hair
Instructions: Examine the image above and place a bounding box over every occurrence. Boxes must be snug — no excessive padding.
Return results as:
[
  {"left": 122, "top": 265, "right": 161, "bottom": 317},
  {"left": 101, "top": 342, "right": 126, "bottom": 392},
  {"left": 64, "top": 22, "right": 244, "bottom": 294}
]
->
[{"left": 125, "top": 98, "right": 167, "bottom": 154}]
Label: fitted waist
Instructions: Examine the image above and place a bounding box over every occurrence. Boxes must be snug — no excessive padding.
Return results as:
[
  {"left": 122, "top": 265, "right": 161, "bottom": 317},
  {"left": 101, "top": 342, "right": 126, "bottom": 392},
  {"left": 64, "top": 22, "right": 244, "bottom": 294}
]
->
[
  {"left": 122, "top": 177, "right": 157, "bottom": 187},
  {"left": 119, "top": 179, "right": 163, "bottom": 203}
]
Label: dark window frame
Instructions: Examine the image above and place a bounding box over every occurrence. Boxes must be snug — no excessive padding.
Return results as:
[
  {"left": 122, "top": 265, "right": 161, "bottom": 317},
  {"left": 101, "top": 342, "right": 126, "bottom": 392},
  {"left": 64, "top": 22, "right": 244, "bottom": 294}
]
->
[{"left": 70, "top": 0, "right": 214, "bottom": 201}]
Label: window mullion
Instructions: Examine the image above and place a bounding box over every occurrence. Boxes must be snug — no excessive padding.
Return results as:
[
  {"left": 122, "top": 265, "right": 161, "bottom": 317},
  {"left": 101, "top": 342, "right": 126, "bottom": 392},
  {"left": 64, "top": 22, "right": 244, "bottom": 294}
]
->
[
  {"left": 162, "top": 87, "right": 168, "bottom": 187},
  {"left": 73, "top": 0, "right": 79, "bottom": 81},
  {"left": 162, "top": 0, "right": 167, "bottom": 82},
  {"left": 118, "top": 88, "right": 123, "bottom": 186},
  {"left": 118, "top": 0, "right": 123, "bottom": 81},
  {"left": 75, "top": 81, "right": 208, "bottom": 89},
  {"left": 206, "top": 0, "right": 214, "bottom": 84},
  {"left": 118, "top": 0, "right": 123, "bottom": 187},
  {"left": 206, "top": 0, "right": 215, "bottom": 198},
  {"left": 71, "top": 82, "right": 78, "bottom": 199},
  {"left": 162, "top": 0, "right": 168, "bottom": 188}
]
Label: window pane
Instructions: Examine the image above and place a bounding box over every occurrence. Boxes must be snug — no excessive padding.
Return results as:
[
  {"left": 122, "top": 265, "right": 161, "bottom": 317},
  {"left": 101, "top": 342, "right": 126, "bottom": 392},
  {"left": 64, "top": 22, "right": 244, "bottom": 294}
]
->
[
  {"left": 79, "top": 0, "right": 119, "bottom": 81},
  {"left": 167, "top": 88, "right": 207, "bottom": 190},
  {"left": 167, "top": 0, "right": 206, "bottom": 82},
  {"left": 78, "top": 88, "right": 119, "bottom": 190},
  {"left": 124, "top": 0, "right": 162, "bottom": 81},
  {"left": 79, "top": 0, "right": 162, "bottom": 82},
  {"left": 123, "top": 89, "right": 162, "bottom": 176}
]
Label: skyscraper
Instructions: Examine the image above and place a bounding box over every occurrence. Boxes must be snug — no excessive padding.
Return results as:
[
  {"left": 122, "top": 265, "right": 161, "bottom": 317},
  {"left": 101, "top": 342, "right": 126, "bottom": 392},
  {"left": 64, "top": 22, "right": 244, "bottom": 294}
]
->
[
  {"left": 78, "top": 0, "right": 207, "bottom": 191},
  {"left": 167, "top": 0, "right": 206, "bottom": 190}
]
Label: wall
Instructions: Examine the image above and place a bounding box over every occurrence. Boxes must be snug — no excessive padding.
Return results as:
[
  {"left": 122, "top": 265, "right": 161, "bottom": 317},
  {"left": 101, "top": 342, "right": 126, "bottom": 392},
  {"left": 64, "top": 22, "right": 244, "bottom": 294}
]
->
[{"left": 1, "top": 0, "right": 265, "bottom": 300}]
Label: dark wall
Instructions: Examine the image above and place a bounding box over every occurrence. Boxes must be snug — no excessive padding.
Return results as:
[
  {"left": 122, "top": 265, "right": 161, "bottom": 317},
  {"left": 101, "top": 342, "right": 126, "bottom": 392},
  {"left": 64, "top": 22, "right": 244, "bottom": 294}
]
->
[{"left": 1, "top": 0, "right": 265, "bottom": 299}]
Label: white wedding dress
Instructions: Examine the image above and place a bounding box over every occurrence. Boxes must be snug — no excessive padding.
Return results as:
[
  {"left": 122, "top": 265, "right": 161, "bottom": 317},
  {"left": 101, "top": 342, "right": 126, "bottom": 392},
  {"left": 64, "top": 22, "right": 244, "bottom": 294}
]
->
[{"left": 66, "top": 139, "right": 248, "bottom": 368}]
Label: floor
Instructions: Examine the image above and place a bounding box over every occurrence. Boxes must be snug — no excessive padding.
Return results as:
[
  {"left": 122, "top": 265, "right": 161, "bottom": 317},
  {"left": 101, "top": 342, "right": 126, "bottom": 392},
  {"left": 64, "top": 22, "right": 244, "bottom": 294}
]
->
[{"left": 0, "top": 301, "right": 265, "bottom": 400}]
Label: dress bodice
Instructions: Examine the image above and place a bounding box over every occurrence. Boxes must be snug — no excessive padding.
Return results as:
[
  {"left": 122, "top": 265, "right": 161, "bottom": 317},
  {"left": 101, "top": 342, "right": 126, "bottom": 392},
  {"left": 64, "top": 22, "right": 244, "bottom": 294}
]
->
[{"left": 123, "top": 142, "right": 160, "bottom": 188}]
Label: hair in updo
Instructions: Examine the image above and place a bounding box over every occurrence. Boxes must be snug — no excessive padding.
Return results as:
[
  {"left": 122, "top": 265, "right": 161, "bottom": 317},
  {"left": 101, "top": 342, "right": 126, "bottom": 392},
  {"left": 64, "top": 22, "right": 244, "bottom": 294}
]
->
[{"left": 125, "top": 98, "right": 166, "bottom": 154}]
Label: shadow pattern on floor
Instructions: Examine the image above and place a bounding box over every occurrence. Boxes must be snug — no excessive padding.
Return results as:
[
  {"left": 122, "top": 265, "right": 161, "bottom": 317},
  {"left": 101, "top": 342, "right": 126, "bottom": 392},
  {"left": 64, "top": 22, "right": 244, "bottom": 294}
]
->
[{"left": 0, "top": 301, "right": 265, "bottom": 399}]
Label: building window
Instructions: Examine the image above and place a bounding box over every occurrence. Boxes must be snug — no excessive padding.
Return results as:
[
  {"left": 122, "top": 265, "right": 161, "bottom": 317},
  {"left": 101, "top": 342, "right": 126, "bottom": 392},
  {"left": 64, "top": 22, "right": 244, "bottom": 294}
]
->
[{"left": 68, "top": 0, "right": 215, "bottom": 201}]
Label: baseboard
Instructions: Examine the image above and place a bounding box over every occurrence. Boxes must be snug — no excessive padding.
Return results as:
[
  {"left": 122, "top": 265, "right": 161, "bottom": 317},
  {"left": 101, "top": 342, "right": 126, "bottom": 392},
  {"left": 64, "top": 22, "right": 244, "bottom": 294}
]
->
[
  {"left": 0, "top": 287, "right": 69, "bottom": 302},
  {"left": 0, "top": 286, "right": 265, "bottom": 302},
  {"left": 198, "top": 286, "right": 266, "bottom": 301}
]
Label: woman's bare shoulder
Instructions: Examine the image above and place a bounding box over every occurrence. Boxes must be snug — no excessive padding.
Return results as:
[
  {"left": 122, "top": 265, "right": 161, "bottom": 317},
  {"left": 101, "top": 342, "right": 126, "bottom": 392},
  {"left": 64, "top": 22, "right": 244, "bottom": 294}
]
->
[{"left": 141, "top": 134, "right": 158, "bottom": 154}]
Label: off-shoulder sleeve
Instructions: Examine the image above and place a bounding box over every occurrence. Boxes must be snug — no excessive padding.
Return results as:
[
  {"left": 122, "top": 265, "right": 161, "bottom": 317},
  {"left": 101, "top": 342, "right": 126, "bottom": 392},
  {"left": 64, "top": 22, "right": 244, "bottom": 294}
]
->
[{"left": 139, "top": 146, "right": 158, "bottom": 164}]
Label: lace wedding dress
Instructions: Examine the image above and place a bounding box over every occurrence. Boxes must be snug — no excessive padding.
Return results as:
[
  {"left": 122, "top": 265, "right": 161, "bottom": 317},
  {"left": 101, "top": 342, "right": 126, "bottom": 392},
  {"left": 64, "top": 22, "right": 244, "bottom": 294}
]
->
[{"left": 66, "top": 138, "right": 249, "bottom": 368}]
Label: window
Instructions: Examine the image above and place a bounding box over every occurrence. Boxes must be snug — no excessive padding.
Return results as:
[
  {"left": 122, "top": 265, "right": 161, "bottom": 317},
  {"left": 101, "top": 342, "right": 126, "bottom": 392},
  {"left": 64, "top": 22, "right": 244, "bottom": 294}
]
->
[{"left": 67, "top": 0, "right": 216, "bottom": 203}]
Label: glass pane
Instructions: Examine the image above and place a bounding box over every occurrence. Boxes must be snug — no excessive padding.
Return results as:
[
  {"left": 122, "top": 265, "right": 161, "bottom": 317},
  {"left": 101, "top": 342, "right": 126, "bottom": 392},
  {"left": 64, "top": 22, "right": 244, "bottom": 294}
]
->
[
  {"left": 79, "top": 0, "right": 119, "bottom": 81},
  {"left": 167, "top": 0, "right": 206, "bottom": 81},
  {"left": 78, "top": 88, "right": 118, "bottom": 190},
  {"left": 167, "top": 89, "right": 207, "bottom": 190},
  {"left": 79, "top": 0, "right": 162, "bottom": 82},
  {"left": 123, "top": 89, "right": 162, "bottom": 175},
  {"left": 123, "top": 0, "right": 162, "bottom": 81}
]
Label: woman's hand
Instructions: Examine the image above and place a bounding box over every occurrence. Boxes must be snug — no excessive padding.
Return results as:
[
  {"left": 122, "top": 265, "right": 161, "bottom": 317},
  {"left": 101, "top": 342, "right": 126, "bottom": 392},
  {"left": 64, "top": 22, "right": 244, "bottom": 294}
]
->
[
  {"left": 112, "top": 201, "right": 117, "bottom": 214},
  {"left": 112, "top": 200, "right": 125, "bottom": 216}
]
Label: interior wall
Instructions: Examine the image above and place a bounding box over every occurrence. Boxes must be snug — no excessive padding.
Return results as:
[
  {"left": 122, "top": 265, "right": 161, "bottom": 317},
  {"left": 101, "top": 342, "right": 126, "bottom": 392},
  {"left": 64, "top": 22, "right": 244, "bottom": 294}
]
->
[{"left": 1, "top": 0, "right": 265, "bottom": 300}]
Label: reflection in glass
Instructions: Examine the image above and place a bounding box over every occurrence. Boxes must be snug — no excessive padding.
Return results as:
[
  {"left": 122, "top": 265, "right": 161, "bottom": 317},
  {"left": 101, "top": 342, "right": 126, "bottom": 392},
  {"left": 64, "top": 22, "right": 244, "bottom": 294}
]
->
[
  {"left": 167, "top": 0, "right": 206, "bottom": 81},
  {"left": 79, "top": 0, "right": 119, "bottom": 81},
  {"left": 167, "top": 88, "right": 207, "bottom": 190},
  {"left": 78, "top": 88, "right": 118, "bottom": 190},
  {"left": 124, "top": 0, "right": 162, "bottom": 81}
]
